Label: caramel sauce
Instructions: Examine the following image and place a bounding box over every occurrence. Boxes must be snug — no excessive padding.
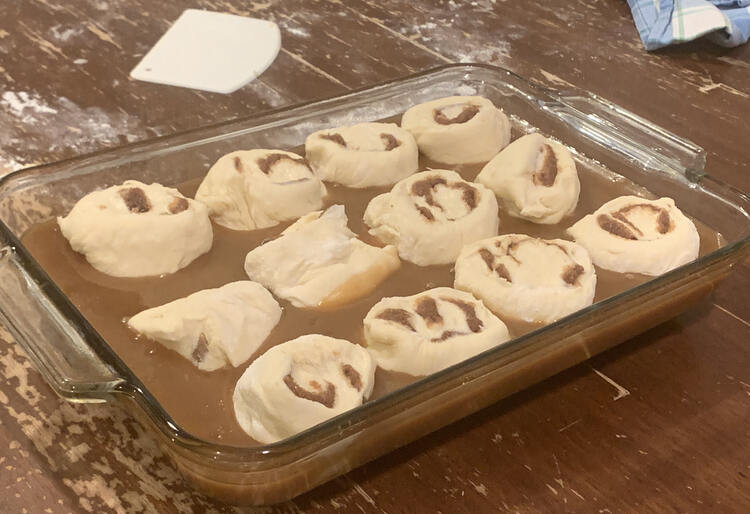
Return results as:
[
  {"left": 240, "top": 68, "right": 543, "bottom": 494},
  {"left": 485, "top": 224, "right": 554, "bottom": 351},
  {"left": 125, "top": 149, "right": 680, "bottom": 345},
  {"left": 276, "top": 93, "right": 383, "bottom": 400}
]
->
[{"left": 20, "top": 147, "right": 723, "bottom": 447}]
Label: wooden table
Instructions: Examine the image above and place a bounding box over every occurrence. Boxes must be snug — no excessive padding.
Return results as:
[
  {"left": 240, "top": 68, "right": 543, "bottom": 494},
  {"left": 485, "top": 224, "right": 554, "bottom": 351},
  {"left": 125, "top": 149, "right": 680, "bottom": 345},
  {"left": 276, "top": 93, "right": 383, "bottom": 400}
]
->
[{"left": 1, "top": 1, "right": 749, "bottom": 512}]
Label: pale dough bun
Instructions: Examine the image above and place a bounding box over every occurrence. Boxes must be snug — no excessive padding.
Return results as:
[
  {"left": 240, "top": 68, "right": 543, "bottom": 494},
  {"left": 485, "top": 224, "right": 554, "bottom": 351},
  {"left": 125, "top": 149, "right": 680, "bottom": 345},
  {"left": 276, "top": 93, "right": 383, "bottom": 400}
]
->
[
  {"left": 401, "top": 95, "right": 511, "bottom": 164},
  {"left": 455, "top": 234, "right": 597, "bottom": 323},
  {"left": 305, "top": 122, "right": 419, "bottom": 188},
  {"left": 363, "top": 287, "right": 510, "bottom": 376},
  {"left": 57, "top": 180, "right": 212, "bottom": 278},
  {"left": 476, "top": 133, "right": 580, "bottom": 224},
  {"left": 233, "top": 334, "right": 376, "bottom": 444},
  {"left": 244, "top": 205, "right": 400, "bottom": 308},
  {"left": 195, "top": 149, "right": 326, "bottom": 230},
  {"left": 363, "top": 169, "right": 498, "bottom": 265},
  {"left": 128, "top": 281, "right": 281, "bottom": 371},
  {"left": 566, "top": 195, "right": 700, "bottom": 276}
]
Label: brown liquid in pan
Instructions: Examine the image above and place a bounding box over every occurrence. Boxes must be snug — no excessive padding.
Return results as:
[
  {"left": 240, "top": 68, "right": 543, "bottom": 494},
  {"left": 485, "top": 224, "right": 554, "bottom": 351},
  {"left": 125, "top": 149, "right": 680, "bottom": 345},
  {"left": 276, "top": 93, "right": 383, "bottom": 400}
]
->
[{"left": 20, "top": 151, "right": 723, "bottom": 447}]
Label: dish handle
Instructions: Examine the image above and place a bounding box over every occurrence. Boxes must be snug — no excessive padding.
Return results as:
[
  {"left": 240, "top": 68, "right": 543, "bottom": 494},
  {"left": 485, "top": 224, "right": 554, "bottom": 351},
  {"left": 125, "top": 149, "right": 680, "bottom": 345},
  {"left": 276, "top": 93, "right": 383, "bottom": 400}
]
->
[
  {"left": 0, "top": 242, "right": 124, "bottom": 403},
  {"left": 538, "top": 88, "right": 706, "bottom": 183}
]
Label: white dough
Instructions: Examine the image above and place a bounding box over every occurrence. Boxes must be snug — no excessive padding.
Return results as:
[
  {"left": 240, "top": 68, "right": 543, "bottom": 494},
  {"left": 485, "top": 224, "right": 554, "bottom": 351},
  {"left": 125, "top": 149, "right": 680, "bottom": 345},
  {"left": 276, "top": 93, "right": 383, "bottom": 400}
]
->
[
  {"left": 567, "top": 196, "right": 700, "bottom": 276},
  {"left": 454, "top": 234, "right": 597, "bottom": 323},
  {"left": 128, "top": 281, "right": 281, "bottom": 371},
  {"left": 233, "top": 334, "right": 376, "bottom": 444},
  {"left": 244, "top": 205, "right": 400, "bottom": 308},
  {"left": 401, "top": 95, "right": 511, "bottom": 164},
  {"left": 195, "top": 149, "right": 326, "bottom": 230},
  {"left": 305, "top": 122, "right": 419, "bottom": 188},
  {"left": 363, "top": 287, "right": 510, "bottom": 376},
  {"left": 476, "top": 133, "right": 580, "bottom": 224},
  {"left": 363, "top": 169, "right": 499, "bottom": 265},
  {"left": 57, "top": 180, "right": 212, "bottom": 278}
]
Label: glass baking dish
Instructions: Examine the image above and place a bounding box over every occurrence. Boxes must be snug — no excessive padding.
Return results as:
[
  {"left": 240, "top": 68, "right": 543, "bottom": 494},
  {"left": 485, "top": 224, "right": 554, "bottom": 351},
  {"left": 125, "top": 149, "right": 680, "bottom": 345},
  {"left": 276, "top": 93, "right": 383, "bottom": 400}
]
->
[{"left": 0, "top": 64, "right": 747, "bottom": 505}]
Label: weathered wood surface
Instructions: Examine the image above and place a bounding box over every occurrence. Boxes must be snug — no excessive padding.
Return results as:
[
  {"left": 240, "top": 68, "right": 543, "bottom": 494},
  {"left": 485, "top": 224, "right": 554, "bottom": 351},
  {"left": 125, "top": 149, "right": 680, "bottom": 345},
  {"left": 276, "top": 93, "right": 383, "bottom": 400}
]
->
[{"left": 1, "top": 0, "right": 749, "bottom": 512}]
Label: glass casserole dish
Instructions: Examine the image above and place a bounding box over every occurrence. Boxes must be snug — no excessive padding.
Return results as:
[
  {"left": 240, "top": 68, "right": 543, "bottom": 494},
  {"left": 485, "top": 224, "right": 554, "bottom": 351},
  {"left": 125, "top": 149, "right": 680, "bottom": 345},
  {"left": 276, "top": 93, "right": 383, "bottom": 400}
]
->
[{"left": 0, "top": 64, "right": 747, "bottom": 505}]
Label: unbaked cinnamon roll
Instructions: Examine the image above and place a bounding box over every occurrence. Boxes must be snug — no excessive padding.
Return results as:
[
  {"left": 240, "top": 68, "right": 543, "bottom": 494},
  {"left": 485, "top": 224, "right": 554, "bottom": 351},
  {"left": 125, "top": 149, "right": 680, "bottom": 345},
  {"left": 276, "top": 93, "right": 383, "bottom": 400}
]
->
[
  {"left": 476, "top": 133, "right": 580, "bottom": 224},
  {"left": 567, "top": 195, "right": 699, "bottom": 275},
  {"left": 57, "top": 180, "right": 212, "bottom": 277},
  {"left": 363, "top": 169, "right": 499, "bottom": 265},
  {"left": 128, "top": 281, "right": 281, "bottom": 371},
  {"left": 454, "top": 234, "right": 596, "bottom": 323},
  {"left": 401, "top": 95, "right": 511, "bottom": 164},
  {"left": 363, "top": 287, "right": 510, "bottom": 376},
  {"left": 305, "top": 122, "right": 418, "bottom": 188},
  {"left": 195, "top": 149, "right": 326, "bottom": 230},
  {"left": 233, "top": 334, "right": 376, "bottom": 444},
  {"left": 244, "top": 205, "right": 400, "bottom": 308}
]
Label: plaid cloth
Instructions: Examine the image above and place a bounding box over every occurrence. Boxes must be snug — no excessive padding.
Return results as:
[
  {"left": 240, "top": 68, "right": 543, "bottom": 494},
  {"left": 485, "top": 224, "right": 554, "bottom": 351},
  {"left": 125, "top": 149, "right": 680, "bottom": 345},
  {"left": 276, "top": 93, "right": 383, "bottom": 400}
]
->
[{"left": 628, "top": 0, "right": 750, "bottom": 50}]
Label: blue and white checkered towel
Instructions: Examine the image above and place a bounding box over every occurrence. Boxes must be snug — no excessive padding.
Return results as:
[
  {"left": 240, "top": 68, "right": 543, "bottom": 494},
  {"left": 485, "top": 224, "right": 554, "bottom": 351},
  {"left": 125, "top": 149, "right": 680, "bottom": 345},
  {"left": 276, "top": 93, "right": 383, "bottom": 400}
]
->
[{"left": 628, "top": 0, "right": 750, "bottom": 50}]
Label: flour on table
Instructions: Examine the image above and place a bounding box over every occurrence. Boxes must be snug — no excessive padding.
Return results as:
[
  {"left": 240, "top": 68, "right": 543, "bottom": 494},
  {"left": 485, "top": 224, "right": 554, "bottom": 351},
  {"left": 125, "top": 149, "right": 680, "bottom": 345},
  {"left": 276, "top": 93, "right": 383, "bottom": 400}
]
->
[
  {"left": 0, "top": 90, "right": 145, "bottom": 170},
  {"left": 1, "top": 91, "right": 58, "bottom": 122},
  {"left": 49, "top": 24, "right": 84, "bottom": 43},
  {"left": 0, "top": 154, "right": 25, "bottom": 175},
  {"left": 394, "top": 3, "right": 518, "bottom": 65}
]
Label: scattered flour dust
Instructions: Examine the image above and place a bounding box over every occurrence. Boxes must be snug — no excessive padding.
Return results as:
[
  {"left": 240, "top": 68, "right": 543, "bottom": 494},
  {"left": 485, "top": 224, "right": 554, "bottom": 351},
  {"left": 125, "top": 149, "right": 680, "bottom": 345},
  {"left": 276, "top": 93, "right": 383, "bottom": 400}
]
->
[
  {"left": 0, "top": 90, "right": 144, "bottom": 175},
  {"left": 0, "top": 154, "right": 25, "bottom": 175},
  {"left": 282, "top": 24, "right": 311, "bottom": 38},
  {"left": 1, "top": 91, "right": 58, "bottom": 122},
  {"left": 0, "top": 333, "right": 227, "bottom": 513},
  {"left": 49, "top": 24, "right": 85, "bottom": 42},
  {"left": 399, "top": 4, "right": 513, "bottom": 65}
]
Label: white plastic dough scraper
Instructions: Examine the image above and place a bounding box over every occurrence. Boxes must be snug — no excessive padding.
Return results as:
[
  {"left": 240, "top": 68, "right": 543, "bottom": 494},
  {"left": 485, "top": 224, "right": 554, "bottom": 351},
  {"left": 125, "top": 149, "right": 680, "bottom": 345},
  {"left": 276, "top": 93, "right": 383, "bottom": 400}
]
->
[{"left": 130, "top": 9, "right": 281, "bottom": 94}]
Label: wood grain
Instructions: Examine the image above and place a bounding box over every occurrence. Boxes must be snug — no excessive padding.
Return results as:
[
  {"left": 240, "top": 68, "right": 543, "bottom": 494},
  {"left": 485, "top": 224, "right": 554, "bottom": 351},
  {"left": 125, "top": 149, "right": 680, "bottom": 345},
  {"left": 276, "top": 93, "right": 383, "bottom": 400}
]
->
[{"left": 0, "top": 0, "right": 749, "bottom": 512}]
